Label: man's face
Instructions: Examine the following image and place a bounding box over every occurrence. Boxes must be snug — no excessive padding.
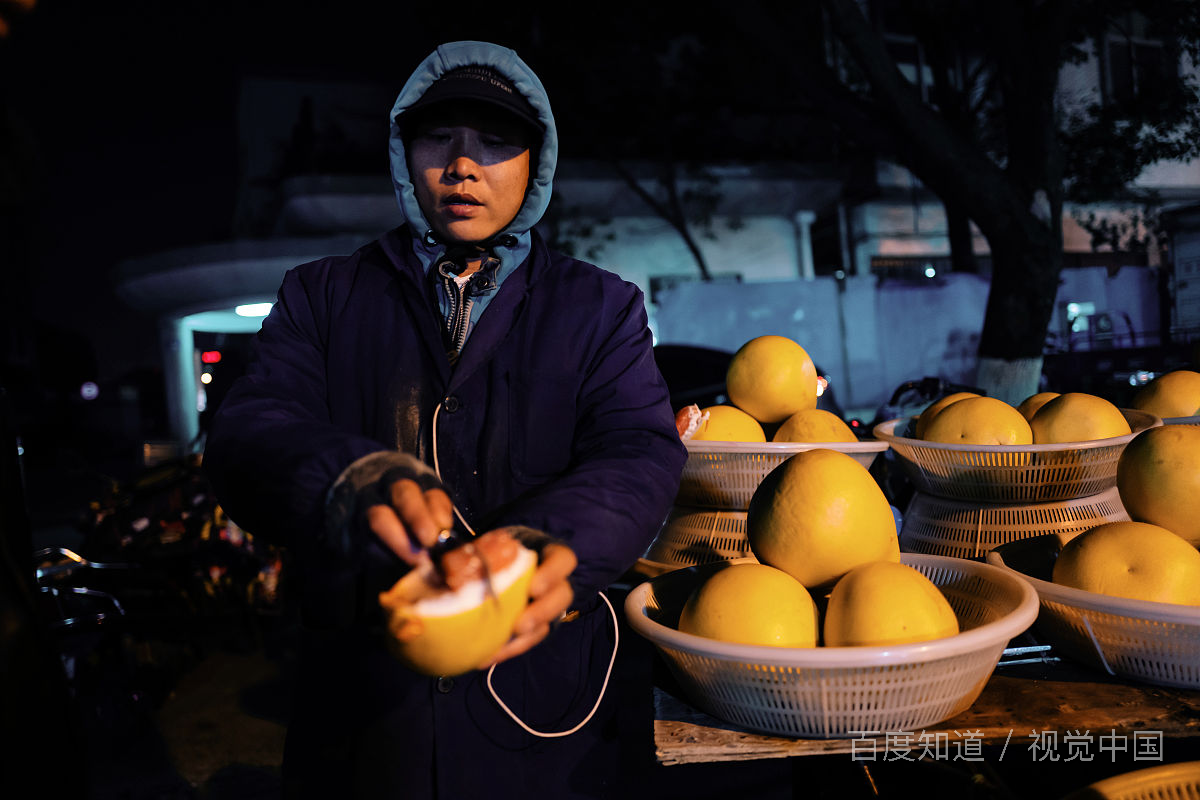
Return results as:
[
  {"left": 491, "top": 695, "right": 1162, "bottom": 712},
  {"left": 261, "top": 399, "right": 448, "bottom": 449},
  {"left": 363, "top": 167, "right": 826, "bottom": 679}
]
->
[{"left": 407, "top": 105, "right": 534, "bottom": 245}]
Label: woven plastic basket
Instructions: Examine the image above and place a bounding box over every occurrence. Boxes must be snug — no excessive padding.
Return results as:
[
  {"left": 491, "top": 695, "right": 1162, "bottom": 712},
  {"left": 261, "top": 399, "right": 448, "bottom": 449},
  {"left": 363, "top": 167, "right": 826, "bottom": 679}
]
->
[
  {"left": 677, "top": 439, "right": 889, "bottom": 510},
  {"left": 625, "top": 553, "right": 1038, "bottom": 738},
  {"left": 986, "top": 535, "right": 1200, "bottom": 689},
  {"left": 900, "top": 486, "right": 1129, "bottom": 560},
  {"left": 1062, "top": 761, "right": 1200, "bottom": 800},
  {"left": 873, "top": 410, "right": 1160, "bottom": 504},
  {"left": 641, "top": 506, "right": 754, "bottom": 571},
  {"left": 1165, "top": 414, "right": 1200, "bottom": 426}
]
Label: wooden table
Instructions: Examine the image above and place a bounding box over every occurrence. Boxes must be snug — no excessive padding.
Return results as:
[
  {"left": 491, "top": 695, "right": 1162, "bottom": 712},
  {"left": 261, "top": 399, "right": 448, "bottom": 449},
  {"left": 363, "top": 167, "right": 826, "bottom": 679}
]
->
[{"left": 652, "top": 657, "right": 1200, "bottom": 766}]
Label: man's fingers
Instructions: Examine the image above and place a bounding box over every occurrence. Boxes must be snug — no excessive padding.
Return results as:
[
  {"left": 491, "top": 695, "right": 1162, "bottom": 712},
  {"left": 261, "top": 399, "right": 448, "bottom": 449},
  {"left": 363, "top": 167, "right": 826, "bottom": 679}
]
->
[
  {"left": 423, "top": 488, "right": 455, "bottom": 534},
  {"left": 529, "top": 543, "right": 577, "bottom": 597},
  {"left": 388, "top": 478, "right": 443, "bottom": 550},
  {"left": 515, "top": 579, "right": 574, "bottom": 637},
  {"left": 368, "top": 480, "right": 455, "bottom": 561},
  {"left": 484, "top": 579, "right": 577, "bottom": 668},
  {"left": 365, "top": 504, "right": 421, "bottom": 565}
]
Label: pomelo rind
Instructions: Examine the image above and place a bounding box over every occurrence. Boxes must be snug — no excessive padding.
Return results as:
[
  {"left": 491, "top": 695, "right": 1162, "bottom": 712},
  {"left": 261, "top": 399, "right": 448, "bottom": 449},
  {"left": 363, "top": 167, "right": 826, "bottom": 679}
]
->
[{"left": 380, "top": 544, "right": 537, "bottom": 676}]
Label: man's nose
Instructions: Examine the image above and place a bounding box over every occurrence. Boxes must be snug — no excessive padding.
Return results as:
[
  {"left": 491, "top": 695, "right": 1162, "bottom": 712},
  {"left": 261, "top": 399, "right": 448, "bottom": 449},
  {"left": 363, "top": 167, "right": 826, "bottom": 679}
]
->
[{"left": 445, "top": 154, "right": 480, "bottom": 181}]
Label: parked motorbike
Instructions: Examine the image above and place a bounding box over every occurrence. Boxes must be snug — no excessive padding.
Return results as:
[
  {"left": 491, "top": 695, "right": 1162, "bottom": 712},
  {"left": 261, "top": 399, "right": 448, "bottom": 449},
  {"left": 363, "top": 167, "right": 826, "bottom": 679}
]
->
[{"left": 33, "top": 454, "right": 289, "bottom": 736}]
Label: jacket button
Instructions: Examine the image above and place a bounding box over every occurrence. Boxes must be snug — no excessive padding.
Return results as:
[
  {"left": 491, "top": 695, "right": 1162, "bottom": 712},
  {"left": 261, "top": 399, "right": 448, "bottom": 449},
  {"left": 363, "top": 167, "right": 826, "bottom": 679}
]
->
[
  {"left": 443, "top": 396, "right": 461, "bottom": 413},
  {"left": 436, "top": 676, "right": 455, "bottom": 693}
]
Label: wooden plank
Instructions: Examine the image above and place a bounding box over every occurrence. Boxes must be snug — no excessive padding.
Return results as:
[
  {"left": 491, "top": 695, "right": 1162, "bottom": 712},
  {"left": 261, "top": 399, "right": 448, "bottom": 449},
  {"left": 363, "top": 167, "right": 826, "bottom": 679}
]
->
[{"left": 654, "top": 660, "right": 1200, "bottom": 766}]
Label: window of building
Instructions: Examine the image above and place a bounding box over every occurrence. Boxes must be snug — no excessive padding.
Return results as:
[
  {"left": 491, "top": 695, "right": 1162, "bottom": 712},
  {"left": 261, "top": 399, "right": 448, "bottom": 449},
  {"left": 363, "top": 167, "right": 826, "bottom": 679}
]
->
[{"left": 1101, "top": 13, "right": 1178, "bottom": 106}]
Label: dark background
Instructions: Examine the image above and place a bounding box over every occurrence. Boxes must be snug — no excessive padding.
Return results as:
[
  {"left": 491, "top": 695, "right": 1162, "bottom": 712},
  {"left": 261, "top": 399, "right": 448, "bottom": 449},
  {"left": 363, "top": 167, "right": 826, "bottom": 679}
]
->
[{"left": 3, "top": 2, "right": 565, "bottom": 385}]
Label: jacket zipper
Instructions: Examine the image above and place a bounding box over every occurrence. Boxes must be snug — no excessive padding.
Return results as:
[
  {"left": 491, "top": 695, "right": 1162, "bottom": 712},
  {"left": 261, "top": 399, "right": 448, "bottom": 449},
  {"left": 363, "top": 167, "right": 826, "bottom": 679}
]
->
[
  {"left": 444, "top": 275, "right": 472, "bottom": 360},
  {"left": 436, "top": 253, "right": 499, "bottom": 364}
]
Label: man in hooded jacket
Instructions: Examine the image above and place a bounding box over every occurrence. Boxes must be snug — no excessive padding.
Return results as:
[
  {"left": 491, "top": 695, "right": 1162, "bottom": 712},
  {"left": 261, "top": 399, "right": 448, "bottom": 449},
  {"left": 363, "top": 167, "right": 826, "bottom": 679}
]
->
[{"left": 203, "top": 40, "right": 687, "bottom": 799}]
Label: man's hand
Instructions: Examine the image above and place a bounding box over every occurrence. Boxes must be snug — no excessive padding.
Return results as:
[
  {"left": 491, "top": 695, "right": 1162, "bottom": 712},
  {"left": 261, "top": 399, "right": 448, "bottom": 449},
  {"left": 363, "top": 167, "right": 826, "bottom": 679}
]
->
[
  {"left": 365, "top": 478, "right": 455, "bottom": 566},
  {"left": 481, "top": 542, "right": 577, "bottom": 668}
]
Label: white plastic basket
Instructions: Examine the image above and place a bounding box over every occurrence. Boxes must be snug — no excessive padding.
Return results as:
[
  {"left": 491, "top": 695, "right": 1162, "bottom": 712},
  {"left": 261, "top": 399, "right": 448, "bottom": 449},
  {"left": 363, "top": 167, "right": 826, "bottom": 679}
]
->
[
  {"left": 677, "top": 439, "right": 889, "bottom": 510},
  {"left": 1165, "top": 414, "right": 1200, "bottom": 426},
  {"left": 641, "top": 506, "right": 754, "bottom": 571},
  {"left": 873, "top": 410, "right": 1161, "bottom": 504},
  {"left": 625, "top": 553, "right": 1038, "bottom": 739},
  {"left": 986, "top": 535, "right": 1200, "bottom": 690},
  {"left": 900, "top": 486, "right": 1129, "bottom": 560},
  {"left": 1063, "top": 761, "right": 1200, "bottom": 800}
]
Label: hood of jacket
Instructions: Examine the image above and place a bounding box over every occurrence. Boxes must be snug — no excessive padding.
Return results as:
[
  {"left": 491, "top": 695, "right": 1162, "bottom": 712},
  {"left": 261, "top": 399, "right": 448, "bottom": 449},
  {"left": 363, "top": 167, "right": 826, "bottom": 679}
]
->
[{"left": 388, "top": 41, "right": 558, "bottom": 276}]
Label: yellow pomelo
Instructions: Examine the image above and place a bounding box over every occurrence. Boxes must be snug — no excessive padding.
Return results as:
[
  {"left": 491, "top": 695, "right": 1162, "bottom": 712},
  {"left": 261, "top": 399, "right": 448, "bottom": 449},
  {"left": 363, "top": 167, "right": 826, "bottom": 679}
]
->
[
  {"left": 678, "top": 563, "right": 819, "bottom": 647},
  {"left": 914, "top": 392, "right": 979, "bottom": 439},
  {"left": 725, "top": 335, "right": 819, "bottom": 424},
  {"left": 1028, "top": 392, "right": 1131, "bottom": 444},
  {"left": 823, "top": 561, "right": 960, "bottom": 647},
  {"left": 772, "top": 407, "right": 857, "bottom": 443},
  {"left": 1117, "top": 425, "right": 1200, "bottom": 547},
  {"left": 1017, "top": 391, "right": 1060, "bottom": 422},
  {"left": 1051, "top": 521, "right": 1200, "bottom": 605},
  {"left": 378, "top": 544, "right": 536, "bottom": 676},
  {"left": 923, "top": 396, "right": 1033, "bottom": 445},
  {"left": 1131, "top": 370, "right": 1200, "bottom": 418},
  {"left": 746, "top": 448, "right": 900, "bottom": 589},
  {"left": 688, "top": 404, "right": 766, "bottom": 442}
]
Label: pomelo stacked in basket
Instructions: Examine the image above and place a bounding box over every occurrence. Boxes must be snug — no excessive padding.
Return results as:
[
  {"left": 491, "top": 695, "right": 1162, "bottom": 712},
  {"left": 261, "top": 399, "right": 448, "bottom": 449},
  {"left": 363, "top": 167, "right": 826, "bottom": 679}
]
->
[
  {"left": 984, "top": 369, "right": 1200, "bottom": 690},
  {"left": 627, "top": 336, "right": 1039, "bottom": 738},
  {"left": 641, "top": 335, "right": 887, "bottom": 572},
  {"left": 872, "top": 388, "right": 1159, "bottom": 560}
]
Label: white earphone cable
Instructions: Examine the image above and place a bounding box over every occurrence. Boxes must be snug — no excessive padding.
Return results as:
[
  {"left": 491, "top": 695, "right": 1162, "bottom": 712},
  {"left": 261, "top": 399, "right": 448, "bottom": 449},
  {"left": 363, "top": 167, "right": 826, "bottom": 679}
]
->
[{"left": 430, "top": 402, "right": 618, "bottom": 737}]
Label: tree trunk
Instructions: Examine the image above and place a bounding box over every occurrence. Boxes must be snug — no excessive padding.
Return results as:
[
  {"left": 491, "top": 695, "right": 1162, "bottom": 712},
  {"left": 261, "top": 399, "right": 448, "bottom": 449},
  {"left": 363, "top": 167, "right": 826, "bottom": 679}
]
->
[
  {"left": 945, "top": 203, "right": 979, "bottom": 274},
  {"left": 975, "top": 216, "right": 1064, "bottom": 403}
]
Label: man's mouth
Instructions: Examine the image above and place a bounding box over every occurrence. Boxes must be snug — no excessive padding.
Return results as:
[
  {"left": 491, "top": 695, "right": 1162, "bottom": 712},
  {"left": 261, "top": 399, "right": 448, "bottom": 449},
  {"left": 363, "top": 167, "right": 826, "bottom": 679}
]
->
[{"left": 443, "top": 193, "right": 482, "bottom": 207}]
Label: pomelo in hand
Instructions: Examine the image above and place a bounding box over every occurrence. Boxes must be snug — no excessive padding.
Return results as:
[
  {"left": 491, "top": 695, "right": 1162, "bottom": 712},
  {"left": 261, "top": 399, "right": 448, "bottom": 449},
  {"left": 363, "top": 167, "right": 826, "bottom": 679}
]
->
[
  {"left": 378, "top": 529, "right": 537, "bottom": 676},
  {"left": 746, "top": 448, "right": 899, "bottom": 589},
  {"left": 1131, "top": 370, "right": 1200, "bottom": 418},
  {"left": 923, "top": 396, "right": 1033, "bottom": 445},
  {"left": 1029, "top": 392, "right": 1130, "bottom": 443},
  {"left": 678, "top": 563, "right": 819, "bottom": 647},
  {"left": 772, "top": 407, "right": 857, "bottom": 443},
  {"left": 686, "top": 404, "right": 766, "bottom": 442},
  {"left": 823, "top": 561, "right": 960, "bottom": 647},
  {"left": 725, "top": 335, "right": 819, "bottom": 424},
  {"left": 1017, "top": 391, "right": 1060, "bottom": 422},
  {"left": 914, "top": 392, "right": 979, "bottom": 439},
  {"left": 1051, "top": 521, "right": 1200, "bottom": 605},
  {"left": 1117, "top": 424, "right": 1200, "bottom": 546}
]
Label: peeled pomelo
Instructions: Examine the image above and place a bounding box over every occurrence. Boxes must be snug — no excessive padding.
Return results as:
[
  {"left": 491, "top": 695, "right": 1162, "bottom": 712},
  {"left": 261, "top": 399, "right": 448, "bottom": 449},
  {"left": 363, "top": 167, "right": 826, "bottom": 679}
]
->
[{"left": 378, "top": 530, "right": 537, "bottom": 676}]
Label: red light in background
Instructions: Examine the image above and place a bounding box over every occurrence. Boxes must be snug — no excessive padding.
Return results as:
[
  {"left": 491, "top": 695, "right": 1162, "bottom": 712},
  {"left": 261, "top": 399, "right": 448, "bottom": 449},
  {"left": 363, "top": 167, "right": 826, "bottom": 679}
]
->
[{"left": 201, "top": 350, "right": 222, "bottom": 364}]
